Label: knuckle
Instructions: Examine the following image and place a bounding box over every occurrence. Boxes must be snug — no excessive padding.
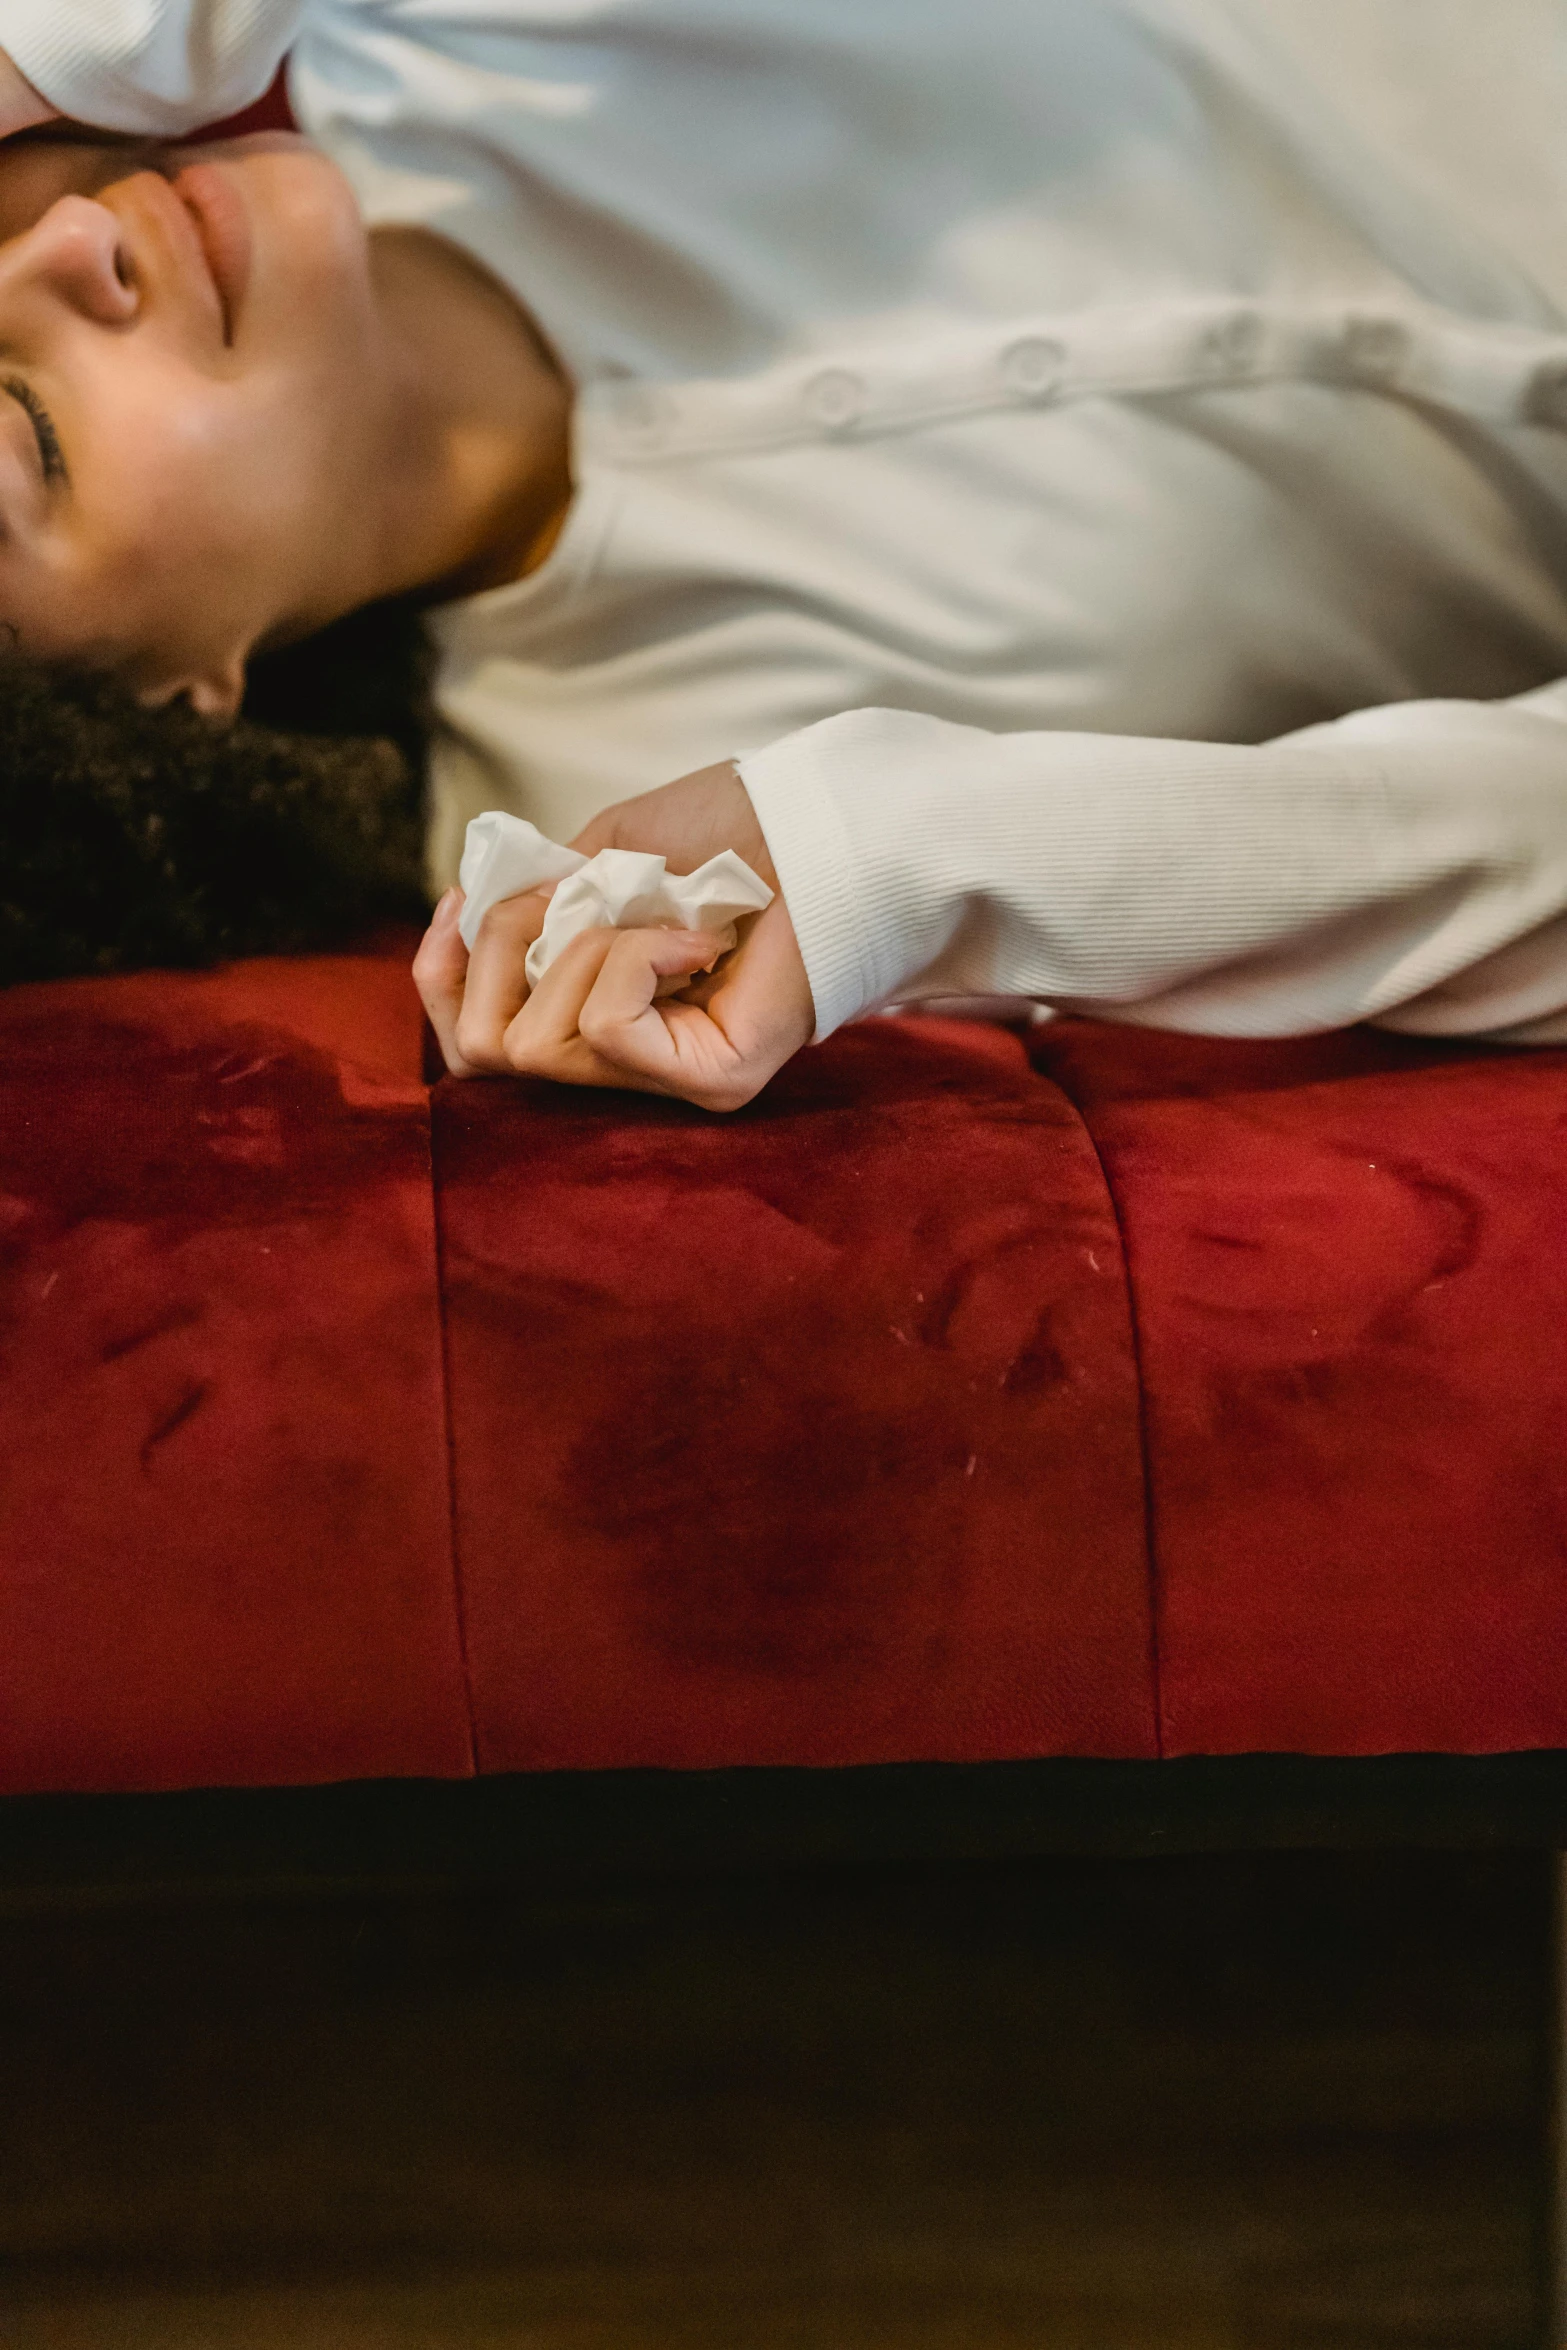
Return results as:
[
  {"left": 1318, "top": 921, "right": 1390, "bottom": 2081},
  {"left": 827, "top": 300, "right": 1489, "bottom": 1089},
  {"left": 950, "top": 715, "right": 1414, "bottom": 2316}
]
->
[
  {"left": 576, "top": 1002, "right": 618, "bottom": 1053},
  {"left": 718, "top": 1067, "right": 768, "bottom": 1111},
  {"left": 474, "top": 895, "right": 535, "bottom": 947},
  {"left": 452, "top": 1014, "right": 502, "bottom": 1073},
  {"left": 691, "top": 1078, "right": 750, "bottom": 1115},
  {"left": 502, "top": 1029, "right": 551, "bottom": 1078}
]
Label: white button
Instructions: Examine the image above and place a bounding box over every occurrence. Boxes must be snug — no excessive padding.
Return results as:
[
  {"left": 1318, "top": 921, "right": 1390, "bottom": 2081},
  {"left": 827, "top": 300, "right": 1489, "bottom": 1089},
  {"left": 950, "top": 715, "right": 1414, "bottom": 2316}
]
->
[
  {"left": 802, "top": 368, "right": 868, "bottom": 429},
  {"left": 1000, "top": 336, "right": 1066, "bottom": 399},
  {"left": 1531, "top": 360, "right": 1567, "bottom": 428},
  {"left": 1197, "top": 311, "right": 1263, "bottom": 376},
  {"left": 1342, "top": 317, "right": 1409, "bottom": 381},
  {"left": 606, "top": 382, "right": 673, "bottom": 445}
]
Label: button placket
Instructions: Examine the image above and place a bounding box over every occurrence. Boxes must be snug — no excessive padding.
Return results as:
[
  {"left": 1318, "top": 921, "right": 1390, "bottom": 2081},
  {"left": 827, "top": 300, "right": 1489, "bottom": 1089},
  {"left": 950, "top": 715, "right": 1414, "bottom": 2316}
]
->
[
  {"left": 1000, "top": 335, "right": 1066, "bottom": 400},
  {"left": 1341, "top": 317, "right": 1410, "bottom": 384},
  {"left": 585, "top": 300, "right": 1567, "bottom": 468},
  {"left": 802, "top": 368, "right": 869, "bottom": 430},
  {"left": 1196, "top": 310, "right": 1264, "bottom": 378}
]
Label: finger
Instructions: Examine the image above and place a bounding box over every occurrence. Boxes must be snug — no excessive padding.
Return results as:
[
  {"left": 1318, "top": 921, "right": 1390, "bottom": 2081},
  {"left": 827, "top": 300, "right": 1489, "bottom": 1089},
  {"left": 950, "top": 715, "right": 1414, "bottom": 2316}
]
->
[
  {"left": 693, "top": 899, "right": 812, "bottom": 1056},
  {"left": 504, "top": 927, "right": 724, "bottom": 1095},
  {"left": 411, "top": 887, "right": 476, "bottom": 1076},
  {"left": 573, "top": 921, "right": 801, "bottom": 1111},
  {"left": 529, "top": 925, "right": 788, "bottom": 1111},
  {"left": 646, "top": 899, "right": 815, "bottom": 1106},
  {"left": 451, "top": 889, "right": 551, "bottom": 1073},
  {"left": 577, "top": 930, "right": 729, "bottom": 1091},
  {"left": 668, "top": 909, "right": 759, "bottom": 1010}
]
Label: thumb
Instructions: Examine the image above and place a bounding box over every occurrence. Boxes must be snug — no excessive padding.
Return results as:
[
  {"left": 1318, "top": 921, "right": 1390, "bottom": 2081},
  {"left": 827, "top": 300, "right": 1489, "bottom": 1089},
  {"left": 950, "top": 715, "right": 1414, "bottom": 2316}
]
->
[{"left": 566, "top": 805, "right": 624, "bottom": 860}]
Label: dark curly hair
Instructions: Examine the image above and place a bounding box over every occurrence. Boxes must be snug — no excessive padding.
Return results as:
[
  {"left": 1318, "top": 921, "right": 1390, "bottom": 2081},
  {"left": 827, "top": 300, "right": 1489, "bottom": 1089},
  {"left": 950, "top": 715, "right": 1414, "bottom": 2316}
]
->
[{"left": 0, "top": 595, "right": 435, "bottom": 987}]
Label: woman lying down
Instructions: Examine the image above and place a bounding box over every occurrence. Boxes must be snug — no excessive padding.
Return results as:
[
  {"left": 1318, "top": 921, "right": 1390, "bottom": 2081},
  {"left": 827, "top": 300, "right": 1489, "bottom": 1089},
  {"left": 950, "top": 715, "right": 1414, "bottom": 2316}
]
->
[{"left": 5, "top": 0, "right": 1567, "bottom": 1110}]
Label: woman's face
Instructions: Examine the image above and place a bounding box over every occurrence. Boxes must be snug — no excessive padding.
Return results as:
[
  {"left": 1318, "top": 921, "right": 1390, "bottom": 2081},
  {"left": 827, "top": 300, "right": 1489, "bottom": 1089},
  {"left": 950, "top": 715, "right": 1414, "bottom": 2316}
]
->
[{"left": 0, "top": 135, "right": 384, "bottom": 709}]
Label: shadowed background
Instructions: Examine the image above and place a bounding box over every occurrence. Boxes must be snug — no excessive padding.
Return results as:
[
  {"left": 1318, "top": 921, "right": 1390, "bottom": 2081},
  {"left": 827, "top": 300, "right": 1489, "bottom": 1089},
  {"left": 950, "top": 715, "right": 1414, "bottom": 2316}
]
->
[{"left": 0, "top": 1848, "right": 1546, "bottom": 2347}]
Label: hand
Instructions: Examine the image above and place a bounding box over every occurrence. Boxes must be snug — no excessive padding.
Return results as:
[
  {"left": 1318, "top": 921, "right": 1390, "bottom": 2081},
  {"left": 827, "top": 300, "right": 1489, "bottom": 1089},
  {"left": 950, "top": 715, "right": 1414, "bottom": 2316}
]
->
[
  {"left": 567, "top": 760, "right": 776, "bottom": 886},
  {"left": 412, "top": 763, "right": 814, "bottom": 1111},
  {"left": 0, "top": 54, "right": 59, "bottom": 142}
]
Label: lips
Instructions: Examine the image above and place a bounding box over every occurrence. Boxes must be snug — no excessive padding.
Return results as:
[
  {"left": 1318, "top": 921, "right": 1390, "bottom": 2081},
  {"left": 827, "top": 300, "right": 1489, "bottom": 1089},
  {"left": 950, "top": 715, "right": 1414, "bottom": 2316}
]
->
[{"left": 167, "top": 161, "right": 253, "bottom": 341}]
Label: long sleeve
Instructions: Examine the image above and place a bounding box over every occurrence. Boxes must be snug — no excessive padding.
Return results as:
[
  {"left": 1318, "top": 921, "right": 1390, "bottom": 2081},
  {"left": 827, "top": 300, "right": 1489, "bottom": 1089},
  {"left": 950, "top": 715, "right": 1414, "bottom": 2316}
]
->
[
  {"left": 5, "top": 0, "right": 301, "bottom": 136},
  {"left": 736, "top": 682, "right": 1567, "bottom": 1047}
]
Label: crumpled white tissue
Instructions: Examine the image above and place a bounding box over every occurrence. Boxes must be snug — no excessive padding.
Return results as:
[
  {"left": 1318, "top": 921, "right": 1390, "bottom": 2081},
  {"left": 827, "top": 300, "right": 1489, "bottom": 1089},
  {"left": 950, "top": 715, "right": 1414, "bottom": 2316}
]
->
[{"left": 457, "top": 811, "right": 773, "bottom": 991}]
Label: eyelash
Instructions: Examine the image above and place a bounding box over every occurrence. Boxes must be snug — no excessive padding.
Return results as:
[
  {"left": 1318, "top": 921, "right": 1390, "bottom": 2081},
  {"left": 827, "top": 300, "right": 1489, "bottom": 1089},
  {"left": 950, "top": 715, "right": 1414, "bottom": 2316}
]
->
[{"left": 3, "top": 376, "right": 66, "bottom": 485}]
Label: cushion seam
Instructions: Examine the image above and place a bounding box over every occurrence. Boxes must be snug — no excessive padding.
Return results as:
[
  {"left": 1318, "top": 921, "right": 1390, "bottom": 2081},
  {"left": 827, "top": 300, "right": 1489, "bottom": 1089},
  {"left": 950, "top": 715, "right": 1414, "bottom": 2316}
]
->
[
  {"left": 427, "top": 1083, "right": 481, "bottom": 1776},
  {"left": 1037, "top": 1069, "right": 1165, "bottom": 1761}
]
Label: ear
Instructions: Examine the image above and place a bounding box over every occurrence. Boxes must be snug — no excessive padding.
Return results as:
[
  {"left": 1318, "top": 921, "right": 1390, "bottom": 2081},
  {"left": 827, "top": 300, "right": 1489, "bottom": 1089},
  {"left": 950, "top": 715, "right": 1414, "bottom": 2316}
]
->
[{"left": 140, "top": 652, "right": 248, "bottom": 722}]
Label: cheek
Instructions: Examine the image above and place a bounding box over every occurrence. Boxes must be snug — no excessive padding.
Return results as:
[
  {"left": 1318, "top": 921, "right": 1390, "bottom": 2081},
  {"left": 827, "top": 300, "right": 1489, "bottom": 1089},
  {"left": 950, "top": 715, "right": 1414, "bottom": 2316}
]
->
[
  {"left": 0, "top": 143, "right": 154, "bottom": 245},
  {"left": 0, "top": 154, "right": 83, "bottom": 245},
  {"left": 229, "top": 145, "right": 378, "bottom": 362},
  {"left": 65, "top": 378, "right": 300, "bottom": 673},
  {"left": 97, "top": 369, "right": 306, "bottom": 565},
  {"left": 238, "top": 145, "right": 368, "bottom": 282}
]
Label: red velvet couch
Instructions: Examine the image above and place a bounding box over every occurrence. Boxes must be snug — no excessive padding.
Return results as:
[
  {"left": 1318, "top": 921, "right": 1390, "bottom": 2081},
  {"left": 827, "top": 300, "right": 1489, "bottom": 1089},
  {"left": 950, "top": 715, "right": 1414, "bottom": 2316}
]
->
[
  {"left": 7, "top": 71, "right": 1567, "bottom": 2330},
  {"left": 8, "top": 931, "right": 1567, "bottom": 2346},
  {"left": 2, "top": 0, "right": 1536, "bottom": 1841},
  {"left": 7, "top": 66, "right": 1565, "bottom": 1875},
  {"left": 4, "top": 932, "right": 1566, "bottom": 1810}
]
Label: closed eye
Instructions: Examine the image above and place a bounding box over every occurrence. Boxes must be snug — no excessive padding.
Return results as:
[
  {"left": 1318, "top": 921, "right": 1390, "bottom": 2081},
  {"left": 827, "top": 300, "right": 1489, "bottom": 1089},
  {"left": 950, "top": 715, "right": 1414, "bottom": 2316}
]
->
[{"left": 1, "top": 376, "right": 65, "bottom": 485}]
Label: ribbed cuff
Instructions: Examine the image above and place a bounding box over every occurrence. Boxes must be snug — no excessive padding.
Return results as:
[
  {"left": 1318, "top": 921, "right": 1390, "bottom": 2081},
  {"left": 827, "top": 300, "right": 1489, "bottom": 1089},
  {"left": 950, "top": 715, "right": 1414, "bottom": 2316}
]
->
[
  {"left": 5, "top": 0, "right": 287, "bottom": 135},
  {"left": 736, "top": 724, "right": 885, "bottom": 1040},
  {"left": 7, "top": 1, "right": 158, "bottom": 131}
]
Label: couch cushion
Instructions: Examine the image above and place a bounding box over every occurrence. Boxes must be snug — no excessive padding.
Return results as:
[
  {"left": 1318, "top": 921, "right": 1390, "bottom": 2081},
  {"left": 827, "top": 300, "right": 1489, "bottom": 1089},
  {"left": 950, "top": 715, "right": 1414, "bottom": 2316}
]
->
[
  {"left": 431, "top": 1017, "right": 1156, "bottom": 1771},
  {"left": 9, "top": 933, "right": 1563, "bottom": 1794},
  {"left": 1033, "top": 1021, "right": 1567, "bottom": 1757},
  {"left": 0, "top": 942, "right": 472, "bottom": 1795}
]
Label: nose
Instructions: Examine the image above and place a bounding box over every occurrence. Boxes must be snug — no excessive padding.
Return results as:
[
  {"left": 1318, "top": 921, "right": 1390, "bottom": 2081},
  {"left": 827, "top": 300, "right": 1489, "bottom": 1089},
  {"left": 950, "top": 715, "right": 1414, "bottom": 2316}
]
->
[{"left": 0, "top": 193, "right": 138, "bottom": 326}]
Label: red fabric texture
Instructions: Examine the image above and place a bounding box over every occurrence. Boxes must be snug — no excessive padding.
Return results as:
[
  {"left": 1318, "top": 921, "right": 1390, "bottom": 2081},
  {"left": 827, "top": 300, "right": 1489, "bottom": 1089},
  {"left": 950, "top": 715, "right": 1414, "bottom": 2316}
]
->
[
  {"left": 5, "top": 939, "right": 1566, "bottom": 1793},
  {"left": 1031, "top": 1021, "right": 1567, "bottom": 1756},
  {"left": 431, "top": 1018, "right": 1154, "bottom": 1772},
  {"left": 0, "top": 940, "right": 471, "bottom": 1794}
]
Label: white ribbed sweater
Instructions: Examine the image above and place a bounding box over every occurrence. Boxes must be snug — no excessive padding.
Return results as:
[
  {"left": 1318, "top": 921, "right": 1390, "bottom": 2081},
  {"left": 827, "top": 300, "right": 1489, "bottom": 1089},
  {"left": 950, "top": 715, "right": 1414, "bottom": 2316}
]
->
[{"left": 14, "top": 0, "right": 1567, "bottom": 1042}]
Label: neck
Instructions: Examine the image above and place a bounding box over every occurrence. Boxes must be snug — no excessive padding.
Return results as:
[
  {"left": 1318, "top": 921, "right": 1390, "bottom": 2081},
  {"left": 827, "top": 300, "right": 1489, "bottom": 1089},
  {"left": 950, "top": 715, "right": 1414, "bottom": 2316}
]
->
[{"left": 348, "top": 226, "right": 573, "bottom": 613}]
